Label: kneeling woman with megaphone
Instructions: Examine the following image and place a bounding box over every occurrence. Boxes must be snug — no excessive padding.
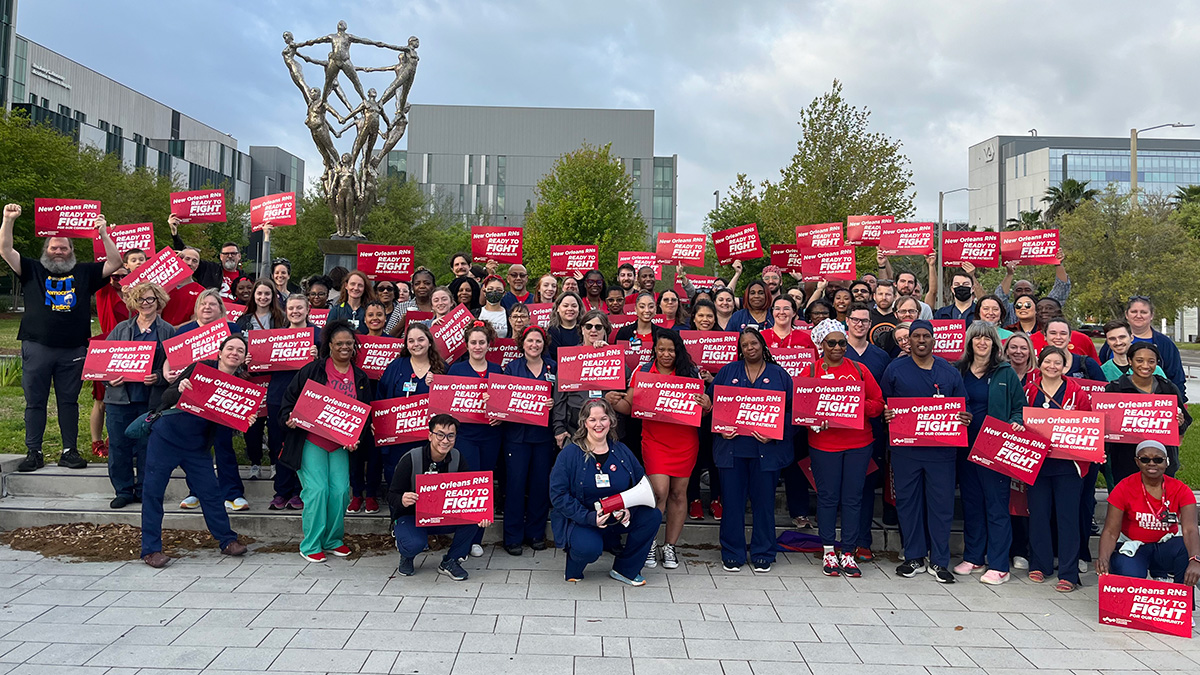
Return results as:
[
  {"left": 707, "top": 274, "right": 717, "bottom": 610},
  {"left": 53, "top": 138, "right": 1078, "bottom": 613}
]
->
[{"left": 549, "top": 400, "right": 662, "bottom": 585}]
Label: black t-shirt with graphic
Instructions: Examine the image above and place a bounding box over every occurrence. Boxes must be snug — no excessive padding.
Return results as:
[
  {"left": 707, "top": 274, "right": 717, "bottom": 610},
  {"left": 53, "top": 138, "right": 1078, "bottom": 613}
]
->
[{"left": 18, "top": 256, "right": 106, "bottom": 348}]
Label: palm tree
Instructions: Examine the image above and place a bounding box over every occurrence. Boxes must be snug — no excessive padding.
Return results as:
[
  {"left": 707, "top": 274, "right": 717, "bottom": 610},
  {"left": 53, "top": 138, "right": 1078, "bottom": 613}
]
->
[
  {"left": 1171, "top": 184, "right": 1200, "bottom": 207},
  {"left": 1042, "top": 179, "right": 1100, "bottom": 222},
  {"left": 1005, "top": 209, "right": 1044, "bottom": 231}
]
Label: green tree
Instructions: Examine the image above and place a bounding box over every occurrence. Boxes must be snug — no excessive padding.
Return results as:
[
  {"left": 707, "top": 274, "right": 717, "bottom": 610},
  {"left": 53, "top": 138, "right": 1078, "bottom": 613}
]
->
[
  {"left": 1042, "top": 178, "right": 1099, "bottom": 223},
  {"left": 1059, "top": 188, "right": 1200, "bottom": 320},
  {"left": 1005, "top": 209, "right": 1044, "bottom": 231},
  {"left": 523, "top": 143, "right": 647, "bottom": 279},
  {"left": 1171, "top": 184, "right": 1200, "bottom": 208}
]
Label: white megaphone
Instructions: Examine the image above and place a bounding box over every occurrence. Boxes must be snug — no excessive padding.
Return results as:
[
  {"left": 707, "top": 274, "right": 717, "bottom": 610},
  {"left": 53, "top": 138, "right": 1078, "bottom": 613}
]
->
[{"left": 594, "top": 476, "right": 656, "bottom": 525}]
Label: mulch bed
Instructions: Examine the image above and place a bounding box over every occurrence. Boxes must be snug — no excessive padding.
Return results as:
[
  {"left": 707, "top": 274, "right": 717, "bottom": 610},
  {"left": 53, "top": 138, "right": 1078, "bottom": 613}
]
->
[{"left": 0, "top": 523, "right": 256, "bottom": 562}]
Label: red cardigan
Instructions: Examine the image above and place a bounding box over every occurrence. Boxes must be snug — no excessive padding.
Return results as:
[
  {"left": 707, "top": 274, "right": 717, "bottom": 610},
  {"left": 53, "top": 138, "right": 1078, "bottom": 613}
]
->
[{"left": 805, "top": 360, "right": 885, "bottom": 452}]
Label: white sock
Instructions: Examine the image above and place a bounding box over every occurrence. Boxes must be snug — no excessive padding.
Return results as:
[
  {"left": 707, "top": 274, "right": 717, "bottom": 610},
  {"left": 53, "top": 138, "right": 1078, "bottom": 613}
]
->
[{"left": 824, "top": 545, "right": 834, "bottom": 554}]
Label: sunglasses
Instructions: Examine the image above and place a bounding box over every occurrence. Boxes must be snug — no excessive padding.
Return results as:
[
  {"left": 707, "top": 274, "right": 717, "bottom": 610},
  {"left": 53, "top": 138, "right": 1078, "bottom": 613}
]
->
[
  {"left": 1014, "top": 302, "right": 1034, "bottom": 309},
  {"left": 376, "top": 286, "right": 395, "bottom": 293},
  {"left": 583, "top": 323, "right": 605, "bottom": 331},
  {"left": 823, "top": 339, "right": 849, "bottom": 348},
  {"left": 1138, "top": 456, "right": 1166, "bottom": 465}
]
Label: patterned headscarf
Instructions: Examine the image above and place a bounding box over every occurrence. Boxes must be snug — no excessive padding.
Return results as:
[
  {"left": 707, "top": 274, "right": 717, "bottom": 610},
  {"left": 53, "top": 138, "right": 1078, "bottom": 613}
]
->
[{"left": 811, "top": 318, "right": 846, "bottom": 354}]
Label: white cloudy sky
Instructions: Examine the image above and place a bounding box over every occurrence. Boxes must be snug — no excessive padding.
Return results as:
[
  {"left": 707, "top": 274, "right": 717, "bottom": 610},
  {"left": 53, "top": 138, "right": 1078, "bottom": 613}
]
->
[{"left": 17, "top": 0, "right": 1200, "bottom": 232}]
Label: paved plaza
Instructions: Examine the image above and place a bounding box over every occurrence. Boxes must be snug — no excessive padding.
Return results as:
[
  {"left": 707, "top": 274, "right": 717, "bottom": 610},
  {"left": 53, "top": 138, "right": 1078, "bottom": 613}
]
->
[{"left": 0, "top": 542, "right": 1195, "bottom": 675}]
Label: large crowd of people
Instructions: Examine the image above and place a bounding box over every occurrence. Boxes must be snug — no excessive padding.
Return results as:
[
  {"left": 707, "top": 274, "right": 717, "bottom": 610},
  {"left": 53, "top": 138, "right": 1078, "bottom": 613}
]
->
[{"left": 2, "top": 202, "right": 1197, "bottom": 594}]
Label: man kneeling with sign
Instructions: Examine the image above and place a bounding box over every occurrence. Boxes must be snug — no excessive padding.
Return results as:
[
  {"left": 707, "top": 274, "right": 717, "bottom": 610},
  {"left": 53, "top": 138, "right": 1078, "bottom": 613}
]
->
[
  {"left": 1096, "top": 440, "right": 1199, "bottom": 637},
  {"left": 387, "top": 414, "right": 493, "bottom": 581}
]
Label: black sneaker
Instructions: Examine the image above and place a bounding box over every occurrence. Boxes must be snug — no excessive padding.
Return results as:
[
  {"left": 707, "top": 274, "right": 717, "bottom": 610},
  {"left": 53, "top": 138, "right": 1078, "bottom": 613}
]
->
[
  {"left": 110, "top": 496, "right": 132, "bottom": 509},
  {"left": 722, "top": 560, "right": 743, "bottom": 572},
  {"left": 439, "top": 558, "right": 469, "bottom": 581},
  {"left": 17, "top": 451, "right": 43, "bottom": 472},
  {"left": 397, "top": 556, "right": 415, "bottom": 576},
  {"left": 751, "top": 560, "right": 772, "bottom": 573},
  {"left": 895, "top": 557, "right": 927, "bottom": 578},
  {"left": 928, "top": 564, "right": 956, "bottom": 584},
  {"left": 57, "top": 449, "right": 87, "bottom": 469}
]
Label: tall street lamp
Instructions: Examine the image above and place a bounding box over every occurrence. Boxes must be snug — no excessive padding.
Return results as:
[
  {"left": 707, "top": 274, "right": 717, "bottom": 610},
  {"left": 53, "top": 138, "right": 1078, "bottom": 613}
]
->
[
  {"left": 936, "top": 187, "right": 980, "bottom": 307},
  {"left": 1131, "top": 122, "right": 1194, "bottom": 198}
]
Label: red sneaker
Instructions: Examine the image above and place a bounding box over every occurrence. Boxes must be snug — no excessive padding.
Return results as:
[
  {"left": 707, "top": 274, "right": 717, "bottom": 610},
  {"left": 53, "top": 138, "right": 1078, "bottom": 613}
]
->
[
  {"left": 346, "top": 496, "right": 364, "bottom": 514},
  {"left": 710, "top": 500, "right": 723, "bottom": 521},
  {"left": 364, "top": 497, "right": 380, "bottom": 514},
  {"left": 822, "top": 551, "right": 841, "bottom": 576},
  {"left": 854, "top": 546, "right": 874, "bottom": 562},
  {"left": 327, "top": 545, "right": 352, "bottom": 557},
  {"left": 301, "top": 551, "right": 326, "bottom": 563},
  {"left": 688, "top": 499, "right": 704, "bottom": 520},
  {"left": 92, "top": 440, "right": 109, "bottom": 459}
]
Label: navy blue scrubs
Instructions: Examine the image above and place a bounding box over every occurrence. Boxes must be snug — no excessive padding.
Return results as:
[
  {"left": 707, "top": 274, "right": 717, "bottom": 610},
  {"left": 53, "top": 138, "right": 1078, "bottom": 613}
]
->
[
  {"left": 447, "top": 359, "right": 504, "bottom": 545},
  {"left": 846, "top": 341, "right": 893, "bottom": 549},
  {"left": 880, "top": 355, "right": 966, "bottom": 569},
  {"left": 1026, "top": 384, "right": 1083, "bottom": 585},
  {"left": 376, "top": 357, "right": 433, "bottom": 484},
  {"left": 502, "top": 355, "right": 558, "bottom": 547}
]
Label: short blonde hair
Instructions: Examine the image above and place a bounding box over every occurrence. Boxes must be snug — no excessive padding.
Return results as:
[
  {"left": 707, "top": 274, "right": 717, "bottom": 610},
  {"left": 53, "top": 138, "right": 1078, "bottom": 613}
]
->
[
  {"left": 123, "top": 282, "right": 169, "bottom": 313},
  {"left": 193, "top": 288, "right": 227, "bottom": 321}
]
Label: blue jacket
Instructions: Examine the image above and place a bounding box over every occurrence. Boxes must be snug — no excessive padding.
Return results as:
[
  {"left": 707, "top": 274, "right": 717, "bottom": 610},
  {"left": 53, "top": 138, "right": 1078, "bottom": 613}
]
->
[
  {"left": 725, "top": 308, "right": 773, "bottom": 333},
  {"left": 446, "top": 360, "right": 504, "bottom": 443},
  {"left": 328, "top": 302, "right": 367, "bottom": 332},
  {"left": 708, "top": 360, "right": 795, "bottom": 471},
  {"left": 1098, "top": 330, "right": 1185, "bottom": 400},
  {"left": 549, "top": 441, "right": 645, "bottom": 546},
  {"left": 378, "top": 357, "right": 432, "bottom": 400},
  {"left": 502, "top": 356, "right": 557, "bottom": 445}
]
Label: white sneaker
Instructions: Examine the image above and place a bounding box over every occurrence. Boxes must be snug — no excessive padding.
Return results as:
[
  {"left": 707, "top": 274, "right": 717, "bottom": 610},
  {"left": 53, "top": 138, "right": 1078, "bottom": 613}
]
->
[
  {"left": 225, "top": 498, "right": 249, "bottom": 511},
  {"left": 249, "top": 465, "right": 261, "bottom": 480},
  {"left": 469, "top": 544, "right": 484, "bottom": 558},
  {"left": 1078, "top": 559, "right": 1089, "bottom": 574},
  {"left": 1011, "top": 556, "right": 1029, "bottom": 570},
  {"left": 179, "top": 496, "right": 200, "bottom": 510},
  {"left": 645, "top": 543, "right": 658, "bottom": 569},
  {"left": 661, "top": 543, "right": 679, "bottom": 569}
]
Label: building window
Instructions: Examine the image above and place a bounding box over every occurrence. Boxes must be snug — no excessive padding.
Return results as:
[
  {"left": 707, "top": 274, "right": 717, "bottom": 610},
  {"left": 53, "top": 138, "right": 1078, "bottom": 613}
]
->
[
  {"left": 497, "top": 185, "right": 506, "bottom": 214},
  {"left": 112, "top": 125, "right": 122, "bottom": 139},
  {"left": 168, "top": 139, "right": 185, "bottom": 159},
  {"left": 11, "top": 37, "right": 26, "bottom": 104},
  {"left": 497, "top": 156, "right": 506, "bottom": 186},
  {"left": 98, "top": 120, "right": 110, "bottom": 132},
  {"left": 458, "top": 184, "right": 466, "bottom": 215},
  {"left": 467, "top": 155, "right": 474, "bottom": 184},
  {"left": 632, "top": 159, "right": 642, "bottom": 189},
  {"left": 170, "top": 110, "right": 180, "bottom": 141},
  {"left": 484, "top": 155, "right": 490, "bottom": 184},
  {"left": 135, "top": 143, "right": 148, "bottom": 169},
  {"left": 40, "top": 97, "right": 49, "bottom": 109},
  {"left": 74, "top": 111, "right": 86, "bottom": 124},
  {"left": 425, "top": 153, "right": 433, "bottom": 182},
  {"left": 58, "top": 104, "right": 71, "bottom": 117}
]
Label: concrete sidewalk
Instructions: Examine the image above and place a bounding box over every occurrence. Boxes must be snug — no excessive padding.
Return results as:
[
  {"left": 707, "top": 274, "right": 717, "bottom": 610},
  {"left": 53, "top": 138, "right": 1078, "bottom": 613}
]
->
[{"left": 0, "top": 542, "right": 1195, "bottom": 674}]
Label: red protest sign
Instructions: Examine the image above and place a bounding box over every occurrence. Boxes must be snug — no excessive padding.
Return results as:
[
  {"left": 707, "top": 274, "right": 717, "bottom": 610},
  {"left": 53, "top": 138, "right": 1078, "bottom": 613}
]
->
[
  {"left": 796, "top": 223, "right": 844, "bottom": 251},
  {"left": 486, "top": 373, "right": 551, "bottom": 425},
  {"left": 176, "top": 363, "right": 266, "bottom": 433},
  {"left": 623, "top": 339, "right": 654, "bottom": 372},
  {"left": 415, "top": 472, "right": 494, "bottom": 526},
  {"left": 769, "top": 245, "right": 804, "bottom": 273},
  {"left": 967, "top": 416, "right": 1049, "bottom": 483},
  {"left": 680, "top": 330, "right": 739, "bottom": 372},
  {"left": 1099, "top": 575, "right": 1193, "bottom": 638},
  {"left": 888, "top": 397, "right": 967, "bottom": 447},
  {"left": 224, "top": 303, "right": 247, "bottom": 323},
  {"left": 1001, "top": 229, "right": 1059, "bottom": 265},
  {"left": 486, "top": 338, "right": 522, "bottom": 369},
  {"left": 772, "top": 346, "right": 818, "bottom": 379},
  {"left": 931, "top": 320, "right": 966, "bottom": 361},
  {"left": 93, "top": 222, "right": 154, "bottom": 263},
  {"left": 471, "top": 226, "right": 523, "bottom": 264},
  {"left": 655, "top": 233, "right": 706, "bottom": 267},
  {"left": 1090, "top": 393, "right": 1179, "bottom": 445},
  {"left": 607, "top": 315, "right": 637, "bottom": 342},
  {"left": 431, "top": 304, "right": 474, "bottom": 362},
  {"left": 557, "top": 345, "right": 626, "bottom": 392},
  {"left": 308, "top": 309, "right": 329, "bottom": 329},
  {"left": 354, "top": 335, "right": 405, "bottom": 380},
  {"left": 357, "top": 244, "right": 414, "bottom": 282},
  {"left": 879, "top": 222, "right": 935, "bottom": 256},
  {"left": 170, "top": 189, "right": 226, "bottom": 224},
  {"left": 428, "top": 374, "right": 489, "bottom": 424},
  {"left": 550, "top": 245, "right": 599, "bottom": 277},
  {"left": 846, "top": 215, "right": 894, "bottom": 246},
  {"left": 82, "top": 341, "right": 156, "bottom": 382},
  {"left": 246, "top": 328, "right": 315, "bottom": 374},
  {"left": 289, "top": 379, "right": 371, "bottom": 448},
  {"left": 630, "top": 372, "right": 703, "bottom": 427},
  {"left": 1009, "top": 479, "right": 1029, "bottom": 517},
  {"left": 119, "top": 247, "right": 192, "bottom": 290},
  {"left": 792, "top": 377, "right": 865, "bottom": 428},
  {"left": 712, "top": 224, "right": 762, "bottom": 265},
  {"left": 1074, "top": 378, "right": 1110, "bottom": 395},
  {"left": 710, "top": 385, "right": 786, "bottom": 440},
  {"left": 249, "top": 192, "right": 296, "bottom": 230},
  {"left": 526, "top": 303, "right": 553, "bottom": 328},
  {"left": 618, "top": 251, "right": 662, "bottom": 279},
  {"left": 163, "top": 321, "right": 231, "bottom": 372},
  {"left": 33, "top": 198, "right": 102, "bottom": 237},
  {"left": 800, "top": 247, "right": 857, "bottom": 282},
  {"left": 1022, "top": 407, "right": 1104, "bottom": 462},
  {"left": 941, "top": 231, "right": 999, "bottom": 268},
  {"left": 371, "top": 395, "right": 429, "bottom": 446}
]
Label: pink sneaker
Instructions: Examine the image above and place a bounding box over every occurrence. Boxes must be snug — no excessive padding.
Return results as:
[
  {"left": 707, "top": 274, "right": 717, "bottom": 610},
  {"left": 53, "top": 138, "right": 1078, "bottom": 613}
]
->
[
  {"left": 980, "top": 570, "right": 1009, "bottom": 585},
  {"left": 953, "top": 561, "right": 985, "bottom": 576}
]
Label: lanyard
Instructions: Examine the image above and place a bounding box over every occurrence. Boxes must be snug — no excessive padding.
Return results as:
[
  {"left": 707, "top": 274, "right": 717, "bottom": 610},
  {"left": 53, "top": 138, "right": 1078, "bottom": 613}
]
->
[{"left": 1141, "top": 481, "right": 1171, "bottom": 518}]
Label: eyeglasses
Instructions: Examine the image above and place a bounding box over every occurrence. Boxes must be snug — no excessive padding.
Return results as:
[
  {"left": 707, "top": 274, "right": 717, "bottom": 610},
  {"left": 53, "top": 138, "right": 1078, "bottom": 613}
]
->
[
  {"left": 847, "top": 317, "right": 870, "bottom": 325},
  {"left": 509, "top": 272, "right": 528, "bottom": 278},
  {"left": 219, "top": 250, "right": 239, "bottom": 257},
  {"left": 1129, "top": 295, "right": 1151, "bottom": 303},
  {"left": 431, "top": 430, "right": 457, "bottom": 442},
  {"left": 137, "top": 296, "right": 158, "bottom": 305},
  {"left": 583, "top": 323, "right": 605, "bottom": 331},
  {"left": 1137, "top": 456, "right": 1166, "bottom": 465},
  {"left": 308, "top": 291, "right": 328, "bottom": 298},
  {"left": 823, "top": 339, "right": 849, "bottom": 348}
]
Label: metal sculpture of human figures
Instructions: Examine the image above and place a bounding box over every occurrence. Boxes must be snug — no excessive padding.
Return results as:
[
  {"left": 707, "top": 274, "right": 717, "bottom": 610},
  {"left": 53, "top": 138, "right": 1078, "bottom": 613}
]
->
[
  {"left": 357, "top": 37, "right": 420, "bottom": 115},
  {"left": 333, "top": 88, "right": 389, "bottom": 171},
  {"left": 293, "top": 21, "right": 406, "bottom": 111}
]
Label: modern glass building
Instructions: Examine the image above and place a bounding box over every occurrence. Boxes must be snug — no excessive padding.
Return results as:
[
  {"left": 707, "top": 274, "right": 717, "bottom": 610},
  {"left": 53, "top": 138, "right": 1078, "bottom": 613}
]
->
[
  {"left": 968, "top": 134, "right": 1200, "bottom": 230},
  {"left": 385, "top": 104, "right": 677, "bottom": 243}
]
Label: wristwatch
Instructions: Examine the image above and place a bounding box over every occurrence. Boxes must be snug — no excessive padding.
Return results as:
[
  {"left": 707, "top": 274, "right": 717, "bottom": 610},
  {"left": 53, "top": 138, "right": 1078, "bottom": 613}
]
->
[{"left": 1190, "top": 555, "right": 1200, "bottom": 564}]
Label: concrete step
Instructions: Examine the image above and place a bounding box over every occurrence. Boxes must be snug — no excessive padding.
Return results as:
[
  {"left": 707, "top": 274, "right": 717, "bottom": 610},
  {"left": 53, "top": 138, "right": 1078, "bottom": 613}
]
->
[{"left": 3, "top": 465, "right": 282, "bottom": 503}]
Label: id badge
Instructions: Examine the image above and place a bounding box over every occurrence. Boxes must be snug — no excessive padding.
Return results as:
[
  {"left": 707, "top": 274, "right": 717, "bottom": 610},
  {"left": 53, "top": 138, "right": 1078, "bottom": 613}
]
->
[
  {"left": 629, "top": 337, "right": 641, "bottom": 350},
  {"left": 546, "top": 373, "right": 556, "bottom": 383},
  {"left": 595, "top": 473, "right": 611, "bottom": 488},
  {"left": 403, "top": 381, "right": 418, "bottom": 393},
  {"left": 588, "top": 390, "right": 602, "bottom": 399}
]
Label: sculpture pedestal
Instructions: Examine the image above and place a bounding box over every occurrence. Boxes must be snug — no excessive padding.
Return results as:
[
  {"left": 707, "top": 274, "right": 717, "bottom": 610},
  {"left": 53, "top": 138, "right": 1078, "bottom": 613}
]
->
[{"left": 318, "top": 237, "right": 369, "bottom": 274}]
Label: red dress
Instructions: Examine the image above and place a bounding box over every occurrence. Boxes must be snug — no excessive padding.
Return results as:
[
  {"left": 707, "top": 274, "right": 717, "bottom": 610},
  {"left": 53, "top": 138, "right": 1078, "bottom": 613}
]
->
[{"left": 631, "top": 363, "right": 700, "bottom": 477}]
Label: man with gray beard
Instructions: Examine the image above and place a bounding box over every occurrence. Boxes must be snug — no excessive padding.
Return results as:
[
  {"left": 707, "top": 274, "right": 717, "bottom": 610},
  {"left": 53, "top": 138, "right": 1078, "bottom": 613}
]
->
[{"left": 1, "top": 203, "right": 122, "bottom": 472}]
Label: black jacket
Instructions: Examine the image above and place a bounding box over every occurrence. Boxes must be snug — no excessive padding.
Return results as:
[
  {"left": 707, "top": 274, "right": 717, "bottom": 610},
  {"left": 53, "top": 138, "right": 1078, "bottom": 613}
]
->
[
  {"left": 386, "top": 443, "right": 468, "bottom": 520},
  {"left": 278, "top": 358, "right": 374, "bottom": 471},
  {"left": 172, "top": 232, "right": 232, "bottom": 290}
]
